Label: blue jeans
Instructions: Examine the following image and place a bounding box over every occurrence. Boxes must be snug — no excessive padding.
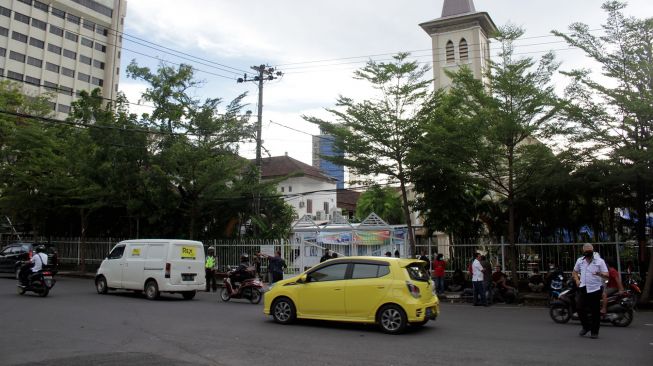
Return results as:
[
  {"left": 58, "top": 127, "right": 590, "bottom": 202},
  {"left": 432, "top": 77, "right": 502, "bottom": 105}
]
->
[
  {"left": 435, "top": 276, "right": 445, "bottom": 294},
  {"left": 473, "top": 281, "right": 487, "bottom": 305}
]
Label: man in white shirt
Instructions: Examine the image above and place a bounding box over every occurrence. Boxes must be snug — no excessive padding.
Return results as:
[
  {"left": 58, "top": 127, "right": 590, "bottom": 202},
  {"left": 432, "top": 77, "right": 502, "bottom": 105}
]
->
[
  {"left": 19, "top": 245, "right": 48, "bottom": 286},
  {"left": 472, "top": 253, "right": 487, "bottom": 306},
  {"left": 572, "top": 243, "right": 608, "bottom": 339}
]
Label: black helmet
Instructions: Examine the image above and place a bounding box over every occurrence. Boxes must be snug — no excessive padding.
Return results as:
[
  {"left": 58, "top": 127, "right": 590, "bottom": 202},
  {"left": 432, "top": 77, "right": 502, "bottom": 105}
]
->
[
  {"left": 240, "top": 253, "right": 249, "bottom": 262},
  {"left": 34, "top": 245, "right": 45, "bottom": 253}
]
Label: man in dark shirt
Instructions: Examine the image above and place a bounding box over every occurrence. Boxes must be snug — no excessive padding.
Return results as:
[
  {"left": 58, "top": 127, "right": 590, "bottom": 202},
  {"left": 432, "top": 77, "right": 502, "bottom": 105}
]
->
[
  {"left": 266, "top": 251, "right": 287, "bottom": 284},
  {"left": 320, "top": 249, "right": 332, "bottom": 263}
]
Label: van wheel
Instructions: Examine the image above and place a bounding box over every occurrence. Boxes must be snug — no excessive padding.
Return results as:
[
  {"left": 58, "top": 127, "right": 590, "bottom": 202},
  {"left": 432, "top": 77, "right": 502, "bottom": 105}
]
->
[
  {"left": 220, "top": 288, "right": 231, "bottom": 302},
  {"left": 272, "top": 298, "right": 296, "bottom": 324},
  {"left": 95, "top": 276, "right": 108, "bottom": 294},
  {"left": 145, "top": 281, "right": 159, "bottom": 300},
  {"left": 182, "top": 291, "right": 196, "bottom": 300},
  {"left": 249, "top": 289, "right": 262, "bottom": 304},
  {"left": 378, "top": 304, "right": 407, "bottom": 334}
]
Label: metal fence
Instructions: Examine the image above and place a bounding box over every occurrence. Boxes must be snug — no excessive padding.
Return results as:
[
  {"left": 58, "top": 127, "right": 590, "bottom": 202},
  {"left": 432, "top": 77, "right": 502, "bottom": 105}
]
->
[{"left": 1, "top": 236, "right": 642, "bottom": 280}]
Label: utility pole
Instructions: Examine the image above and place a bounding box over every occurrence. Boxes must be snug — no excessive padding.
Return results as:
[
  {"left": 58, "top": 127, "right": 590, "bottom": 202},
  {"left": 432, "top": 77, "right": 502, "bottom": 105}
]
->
[{"left": 237, "top": 65, "right": 282, "bottom": 226}]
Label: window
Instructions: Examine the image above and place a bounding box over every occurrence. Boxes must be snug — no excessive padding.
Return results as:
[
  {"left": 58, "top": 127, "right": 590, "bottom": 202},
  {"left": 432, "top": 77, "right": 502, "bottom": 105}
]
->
[
  {"left": 25, "top": 76, "right": 40, "bottom": 85},
  {"left": 0, "top": 26, "right": 8, "bottom": 37},
  {"left": 352, "top": 263, "right": 390, "bottom": 279},
  {"left": 0, "top": 47, "right": 6, "bottom": 57},
  {"left": 43, "top": 81, "right": 58, "bottom": 91},
  {"left": 31, "top": 18, "right": 47, "bottom": 30},
  {"left": 71, "top": 0, "right": 113, "bottom": 18},
  {"left": 7, "top": 71, "right": 23, "bottom": 81},
  {"left": 108, "top": 245, "right": 125, "bottom": 259},
  {"left": 51, "top": 7, "right": 65, "bottom": 19},
  {"left": 406, "top": 263, "right": 430, "bottom": 282},
  {"left": 61, "top": 67, "right": 74, "bottom": 77},
  {"left": 323, "top": 202, "right": 329, "bottom": 213},
  {"left": 0, "top": 6, "right": 11, "bottom": 18},
  {"left": 81, "top": 37, "right": 93, "bottom": 48},
  {"left": 27, "top": 56, "right": 42, "bottom": 67},
  {"left": 67, "top": 14, "right": 80, "bottom": 25},
  {"left": 65, "top": 32, "right": 78, "bottom": 42},
  {"left": 96, "top": 25, "right": 108, "bottom": 36},
  {"left": 78, "top": 72, "right": 90, "bottom": 83},
  {"left": 0, "top": 68, "right": 3, "bottom": 76},
  {"left": 459, "top": 38, "right": 469, "bottom": 62},
  {"left": 46, "top": 62, "right": 59, "bottom": 73},
  {"left": 12, "top": 31, "right": 28, "bottom": 43},
  {"left": 48, "top": 101, "right": 56, "bottom": 110},
  {"left": 280, "top": 186, "right": 284, "bottom": 193},
  {"left": 95, "top": 43, "right": 106, "bottom": 52},
  {"left": 79, "top": 54, "right": 91, "bottom": 65},
  {"left": 306, "top": 199, "right": 313, "bottom": 214},
  {"left": 9, "top": 51, "right": 26, "bottom": 63},
  {"left": 57, "top": 104, "right": 70, "bottom": 113},
  {"left": 18, "top": 0, "right": 33, "bottom": 5},
  {"left": 83, "top": 19, "right": 95, "bottom": 31},
  {"left": 308, "top": 263, "right": 349, "bottom": 282},
  {"left": 63, "top": 49, "right": 76, "bottom": 60},
  {"left": 58, "top": 85, "right": 72, "bottom": 95},
  {"left": 446, "top": 40, "right": 455, "bottom": 63},
  {"left": 93, "top": 60, "right": 105, "bottom": 70},
  {"left": 92, "top": 77, "right": 102, "bottom": 87},
  {"left": 34, "top": 1, "right": 49, "bottom": 12},
  {"left": 14, "top": 12, "right": 30, "bottom": 25},
  {"left": 289, "top": 186, "right": 292, "bottom": 192},
  {"left": 29, "top": 37, "right": 44, "bottom": 49},
  {"left": 50, "top": 25, "right": 63, "bottom": 37},
  {"left": 48, "top": 43, "right": 62, "bottom": 55}
]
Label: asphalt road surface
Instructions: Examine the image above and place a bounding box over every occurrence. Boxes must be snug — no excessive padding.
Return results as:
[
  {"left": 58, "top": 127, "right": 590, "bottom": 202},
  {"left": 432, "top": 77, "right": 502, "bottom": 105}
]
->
[{"left": 1, "top": 275, "right": 652, "bottom": 366}]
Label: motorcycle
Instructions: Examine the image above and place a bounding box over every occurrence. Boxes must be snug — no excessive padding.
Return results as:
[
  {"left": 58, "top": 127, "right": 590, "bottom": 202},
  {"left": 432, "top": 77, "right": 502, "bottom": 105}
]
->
[
  {"left": 17, "top": 267, "right": 56, "bottom": 297},
  {"left": 548, "top": 273, "right": 564, "bottom": 302},
  {"left": 549, "top": 282, "right": 635, "bottom": 327},
  {"left": 220, "top": 271, "right": 263, "bottom": 304}
]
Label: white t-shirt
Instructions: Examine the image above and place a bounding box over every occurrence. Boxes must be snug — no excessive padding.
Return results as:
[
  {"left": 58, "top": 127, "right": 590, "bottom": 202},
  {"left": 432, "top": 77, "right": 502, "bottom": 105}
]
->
[
  {"left": 574, "top": 256, "right": 608, "bottom": 293},
  {"left": 31, "top": 252, "right": 48, "bottom": 272},
  {"left": 472, "top": 259, "right": 484, "bottom": 282}
]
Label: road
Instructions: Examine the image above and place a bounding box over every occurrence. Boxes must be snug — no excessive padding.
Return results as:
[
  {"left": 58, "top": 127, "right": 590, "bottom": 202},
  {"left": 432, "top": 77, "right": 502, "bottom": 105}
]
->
[{"left": 0, "top": 275, "right": 652, "bottom": 366}]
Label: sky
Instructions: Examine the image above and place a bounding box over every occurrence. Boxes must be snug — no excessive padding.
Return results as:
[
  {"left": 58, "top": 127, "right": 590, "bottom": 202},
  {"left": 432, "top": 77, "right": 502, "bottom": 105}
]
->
[{"left": 118, "top": 0, "right": 653, "bottom": 166}]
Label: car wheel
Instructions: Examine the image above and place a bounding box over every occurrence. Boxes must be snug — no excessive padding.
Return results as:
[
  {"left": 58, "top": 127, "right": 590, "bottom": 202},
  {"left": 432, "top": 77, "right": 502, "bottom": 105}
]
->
[
  {"left": 182, "top": 291, "right": 196, "bottom": 300},
  {"left": 145, "top": 280, "right": 159, "bottom": 300},
  {"left": 220, "top": 288, "right": 231, "bottom": 302},
  {"left": 272, "top": 298, "right": 296, "bottom": 324},
  {"left": 549, "top": 304, "right": 571, "bottom": 324},
  {"left": 95, "top": 276, "right": 108, "bottom": 294},
  {"left": 378, "top": 304, "right": 407, "bottom": 334},
  {"left": 249, "top": 289, "right": 262, "bottom": 304}
]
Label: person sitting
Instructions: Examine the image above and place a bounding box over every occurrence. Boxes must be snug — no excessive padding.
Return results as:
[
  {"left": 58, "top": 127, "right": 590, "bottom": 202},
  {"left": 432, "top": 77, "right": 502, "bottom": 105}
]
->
[
  {"left": 602, "top": 259, "right": 625, "bottom": 314},
  {"left": 229, "top": 254, "right": 254, "bottom": 287},
  {"left": 320, "top": 249, "right": 332, "bottom": 263},
  {"left": 528, "top": 268, "right": 545, "bottom": 292},
  {"left": 545, "top": 261, "right": 564, "bottom": 290},
  {"left": 19, "top": 245, "right": 48, "bottom": 286},
  {"left": 492, "top": 266, "right": 517, "bottom": 303},
  {"left": 447, "top": 268, "right": 465, "bottom": 292}
]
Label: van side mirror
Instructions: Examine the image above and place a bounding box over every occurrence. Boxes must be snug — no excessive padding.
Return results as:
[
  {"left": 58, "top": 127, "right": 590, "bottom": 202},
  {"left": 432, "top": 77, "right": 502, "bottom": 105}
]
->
[{"left": 297, "top": 274, "right": 308, "bottom": 284}]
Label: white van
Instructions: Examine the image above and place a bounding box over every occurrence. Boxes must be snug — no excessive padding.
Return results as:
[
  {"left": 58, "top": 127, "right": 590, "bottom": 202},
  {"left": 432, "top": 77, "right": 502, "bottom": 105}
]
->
[{"left": 95, "top": 239, "right": 206, "bottom": 300}]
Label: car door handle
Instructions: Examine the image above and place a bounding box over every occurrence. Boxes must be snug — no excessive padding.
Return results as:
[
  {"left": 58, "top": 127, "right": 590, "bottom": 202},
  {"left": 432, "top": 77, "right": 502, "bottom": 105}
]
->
[
  {"left": 377, "top": 286, "right": 385, "bottom": 289},
  {"left": 334, "top": 288, "right": 342, "bottom": 291}
]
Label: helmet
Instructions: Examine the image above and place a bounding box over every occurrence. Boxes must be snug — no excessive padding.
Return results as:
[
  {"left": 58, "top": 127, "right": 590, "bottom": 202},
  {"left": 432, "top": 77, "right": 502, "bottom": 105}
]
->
[
  {"left": 34, "top": 245, "right": 45, "bottom": 253},
  {"left": 207, "top": 246, "right": 215, "bottom": 253},
  {"left": 240, "top": 253, "right": 249, "bottom": 262}
]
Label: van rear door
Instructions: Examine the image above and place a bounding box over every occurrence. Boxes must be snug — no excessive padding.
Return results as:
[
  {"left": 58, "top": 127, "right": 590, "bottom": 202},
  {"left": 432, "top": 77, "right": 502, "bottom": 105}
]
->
[{"left": 167, "top": 242, "right": 205, "bottom": 285}]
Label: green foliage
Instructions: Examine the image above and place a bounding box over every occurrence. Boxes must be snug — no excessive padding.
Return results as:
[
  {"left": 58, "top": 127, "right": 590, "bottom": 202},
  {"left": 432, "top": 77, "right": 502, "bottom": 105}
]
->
[{"left": 355, "top": 185, "right": 404, "bottom": 224}]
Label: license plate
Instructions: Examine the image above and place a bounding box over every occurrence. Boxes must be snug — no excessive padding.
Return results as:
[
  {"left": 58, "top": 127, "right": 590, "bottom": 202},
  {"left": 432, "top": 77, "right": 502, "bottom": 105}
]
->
[
  {"left": 181, "top": 273, "right": 196, "bottom": 281},
  {"left": 426, "top": 308, "right": 433, "bottom": 318},
  {"left": 44, "top": 276, "right": 52, "bottom": 280}
]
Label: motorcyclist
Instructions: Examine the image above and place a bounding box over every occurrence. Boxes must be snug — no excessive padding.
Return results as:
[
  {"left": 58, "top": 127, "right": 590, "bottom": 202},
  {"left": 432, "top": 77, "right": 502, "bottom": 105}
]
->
[
  {"left": 19, "top": 245, "right": 48, "bottom": 286},
  {"left": 229, "top": 254, "right": 254, "bottom": 287}
]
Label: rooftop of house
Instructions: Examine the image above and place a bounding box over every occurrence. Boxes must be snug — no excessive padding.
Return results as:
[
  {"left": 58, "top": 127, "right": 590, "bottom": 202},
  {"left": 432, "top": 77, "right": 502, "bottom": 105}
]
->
[{"left": 258, "top": 155, "right": 336, "bottom": 183}]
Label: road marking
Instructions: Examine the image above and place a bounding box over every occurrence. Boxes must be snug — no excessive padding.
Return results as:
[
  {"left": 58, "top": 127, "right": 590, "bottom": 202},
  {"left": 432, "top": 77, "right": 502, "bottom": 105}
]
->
[{"left": 645, "top": 324, "right": 653, "bottom": 326}]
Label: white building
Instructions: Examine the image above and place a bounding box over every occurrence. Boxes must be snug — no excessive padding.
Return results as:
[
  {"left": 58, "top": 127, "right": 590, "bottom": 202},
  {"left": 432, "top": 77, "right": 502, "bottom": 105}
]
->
[
  {"left": 0, "top": 0, "right": 126, "bottom": 116},
  {"left": 260, "top": 155, "right": 338, "bottom": 222}
]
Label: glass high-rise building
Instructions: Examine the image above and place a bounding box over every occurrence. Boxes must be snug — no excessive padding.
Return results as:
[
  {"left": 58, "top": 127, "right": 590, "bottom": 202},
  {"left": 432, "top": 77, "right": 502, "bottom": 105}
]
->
[{"left": 312, "top": 130, "right": 344, "bottom": 189}]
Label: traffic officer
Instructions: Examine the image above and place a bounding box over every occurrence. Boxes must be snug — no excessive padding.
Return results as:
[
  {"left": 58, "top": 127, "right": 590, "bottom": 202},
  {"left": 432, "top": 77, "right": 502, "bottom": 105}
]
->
[{"left": 205, "top": 247, "right": 217, "bottom": 292}]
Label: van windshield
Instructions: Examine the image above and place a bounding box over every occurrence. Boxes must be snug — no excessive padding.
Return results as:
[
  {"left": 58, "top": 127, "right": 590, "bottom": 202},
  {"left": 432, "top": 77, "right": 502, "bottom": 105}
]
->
[{"left": 405, "top": 262, "right": 429, "bottom": 282}]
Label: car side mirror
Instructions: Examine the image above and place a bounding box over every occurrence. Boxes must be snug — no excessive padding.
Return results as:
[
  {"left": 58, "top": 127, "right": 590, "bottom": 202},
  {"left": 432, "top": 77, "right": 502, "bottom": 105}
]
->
[{"left": 297, "top": 274, "right": 308, "bottom": 284}]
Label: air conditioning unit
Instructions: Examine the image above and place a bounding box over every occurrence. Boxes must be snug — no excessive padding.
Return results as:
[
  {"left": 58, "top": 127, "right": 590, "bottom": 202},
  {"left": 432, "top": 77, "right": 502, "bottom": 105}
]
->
[{"left": 299, "top": 201, "right": 305, "bottom": 208}]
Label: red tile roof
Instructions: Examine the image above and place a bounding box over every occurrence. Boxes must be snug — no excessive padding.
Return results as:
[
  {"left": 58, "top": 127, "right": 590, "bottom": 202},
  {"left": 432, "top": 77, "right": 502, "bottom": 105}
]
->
[{"left": 258, "top": 156, "right": 336, "bottom": 183}]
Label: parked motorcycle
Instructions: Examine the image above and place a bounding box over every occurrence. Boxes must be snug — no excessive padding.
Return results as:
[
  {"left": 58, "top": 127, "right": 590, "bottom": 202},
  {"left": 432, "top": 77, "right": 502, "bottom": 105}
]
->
[
  {"left": 549, "top": 282, "right": 634, "bottom": 327},
  {"left": 220, "top": 272, "right": 263, "bottom": 304},
  {"left": 548, "top": 273, "right": 564, "bottom": 302},
  {"left": 17, "top": 268, "right": 56, "bottom": 297}
]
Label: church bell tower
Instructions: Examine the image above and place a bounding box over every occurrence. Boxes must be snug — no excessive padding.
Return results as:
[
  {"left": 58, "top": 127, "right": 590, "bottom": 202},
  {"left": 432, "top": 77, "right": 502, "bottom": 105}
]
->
[{"left": 419, "top": 0, "right": 497, "bottom": 90}]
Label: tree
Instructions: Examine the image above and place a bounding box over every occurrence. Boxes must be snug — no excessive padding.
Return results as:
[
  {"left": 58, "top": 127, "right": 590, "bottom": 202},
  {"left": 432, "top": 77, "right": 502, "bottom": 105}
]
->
[
  {"left": 304, "top": 53, "right": 432, "bottom": 255},
  {"left": 439, "top": 25, "right": 562, "bottom": 279},
  {"left": 553, "top": 1, "right": 653, "bottom": 301},
  {"left": 355, "top": 185, "right": 404, "bottom": 225}
]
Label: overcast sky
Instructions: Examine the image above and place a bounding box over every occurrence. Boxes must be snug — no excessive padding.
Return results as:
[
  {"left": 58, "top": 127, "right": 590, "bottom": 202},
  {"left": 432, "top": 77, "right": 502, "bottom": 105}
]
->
[{"left": 118, "top": 0, "right": 653, "bottom": 165}]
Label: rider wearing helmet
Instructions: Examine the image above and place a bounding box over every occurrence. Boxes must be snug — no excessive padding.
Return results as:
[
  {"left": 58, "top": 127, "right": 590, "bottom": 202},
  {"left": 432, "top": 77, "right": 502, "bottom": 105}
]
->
[
  {"left": 229, "top": 253, "right": 254, "bottom": 287},
  {"left": 19, "top": 245, "right": 48, "bottom": 286}
]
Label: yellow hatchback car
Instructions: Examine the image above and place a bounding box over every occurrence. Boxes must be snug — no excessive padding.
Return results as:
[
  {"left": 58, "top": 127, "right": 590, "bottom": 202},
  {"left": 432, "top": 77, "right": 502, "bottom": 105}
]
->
[{"left": 263, "top": 256, "right": 439, "bottom": 334}]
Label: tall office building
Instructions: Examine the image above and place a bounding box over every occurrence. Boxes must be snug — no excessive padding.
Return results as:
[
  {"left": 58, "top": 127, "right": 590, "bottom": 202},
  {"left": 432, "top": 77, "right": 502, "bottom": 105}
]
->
[
  {"left": 312, "top": 129, "right": 345, "bottom": 189},
  {"left": 0, "top": 0, "right": 126, "bottom": 116}
]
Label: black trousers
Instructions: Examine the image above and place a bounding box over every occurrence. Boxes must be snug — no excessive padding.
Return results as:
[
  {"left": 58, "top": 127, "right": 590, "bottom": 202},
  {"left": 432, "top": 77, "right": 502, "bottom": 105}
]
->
[
  {"left": 578, "top": 286, "right": 602, "bottom": 334},
  {"left": 205, "top": 269, "right": 217, "bottom": 291}
]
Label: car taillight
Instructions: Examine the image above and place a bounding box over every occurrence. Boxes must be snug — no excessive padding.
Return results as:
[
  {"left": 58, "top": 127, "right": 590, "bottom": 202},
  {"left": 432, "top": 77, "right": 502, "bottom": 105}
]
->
[
  {"left": 165, "top": 263, "right": 171, "bottom": 278},
  {"left": 42, "top": 271, "right": 51, "bottom": 276},
  {"left": 406, "top": 281, "right": 421, "bottom": 299}
]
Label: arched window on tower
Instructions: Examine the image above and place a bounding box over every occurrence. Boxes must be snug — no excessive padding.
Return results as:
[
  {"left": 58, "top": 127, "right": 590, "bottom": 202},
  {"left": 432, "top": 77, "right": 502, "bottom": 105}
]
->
[
  {"left": 459, "top": 38, "right": 469, "bottom": 62},
  {"left": 446, "top": 40, "right": 455, "bottom": 63}
]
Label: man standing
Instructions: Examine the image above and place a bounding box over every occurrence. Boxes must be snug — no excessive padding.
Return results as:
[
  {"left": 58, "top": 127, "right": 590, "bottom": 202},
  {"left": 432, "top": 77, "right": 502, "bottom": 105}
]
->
[
  {"left": 433, "top": 254, "right": 446, "bottom": 295},
  {"left": 320, "top": 249, "right": 332, "bottom": 263},
  {"left": 205, "top": 247, "right": 217, "bottom": 292},
  {"left": 573, "top": 243, "right": 608, "bottom": 339},
  {"left": 266, "top": 250, "right": 287, "bottom": 284},
  {"left": 472, "top": 253, "right": 487, "bottom": 306}
]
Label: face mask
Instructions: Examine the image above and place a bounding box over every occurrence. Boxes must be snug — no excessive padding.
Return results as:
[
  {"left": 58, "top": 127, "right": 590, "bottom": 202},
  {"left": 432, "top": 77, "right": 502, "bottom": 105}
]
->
[{"left": 583, "top": 251, "right": 593, "bottom": 258}]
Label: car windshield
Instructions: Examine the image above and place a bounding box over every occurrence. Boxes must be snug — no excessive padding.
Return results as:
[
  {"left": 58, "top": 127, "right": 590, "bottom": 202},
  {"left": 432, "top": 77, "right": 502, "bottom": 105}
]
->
[{"left": 405, "top": 262, "right": 429, "bottom": 282}]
